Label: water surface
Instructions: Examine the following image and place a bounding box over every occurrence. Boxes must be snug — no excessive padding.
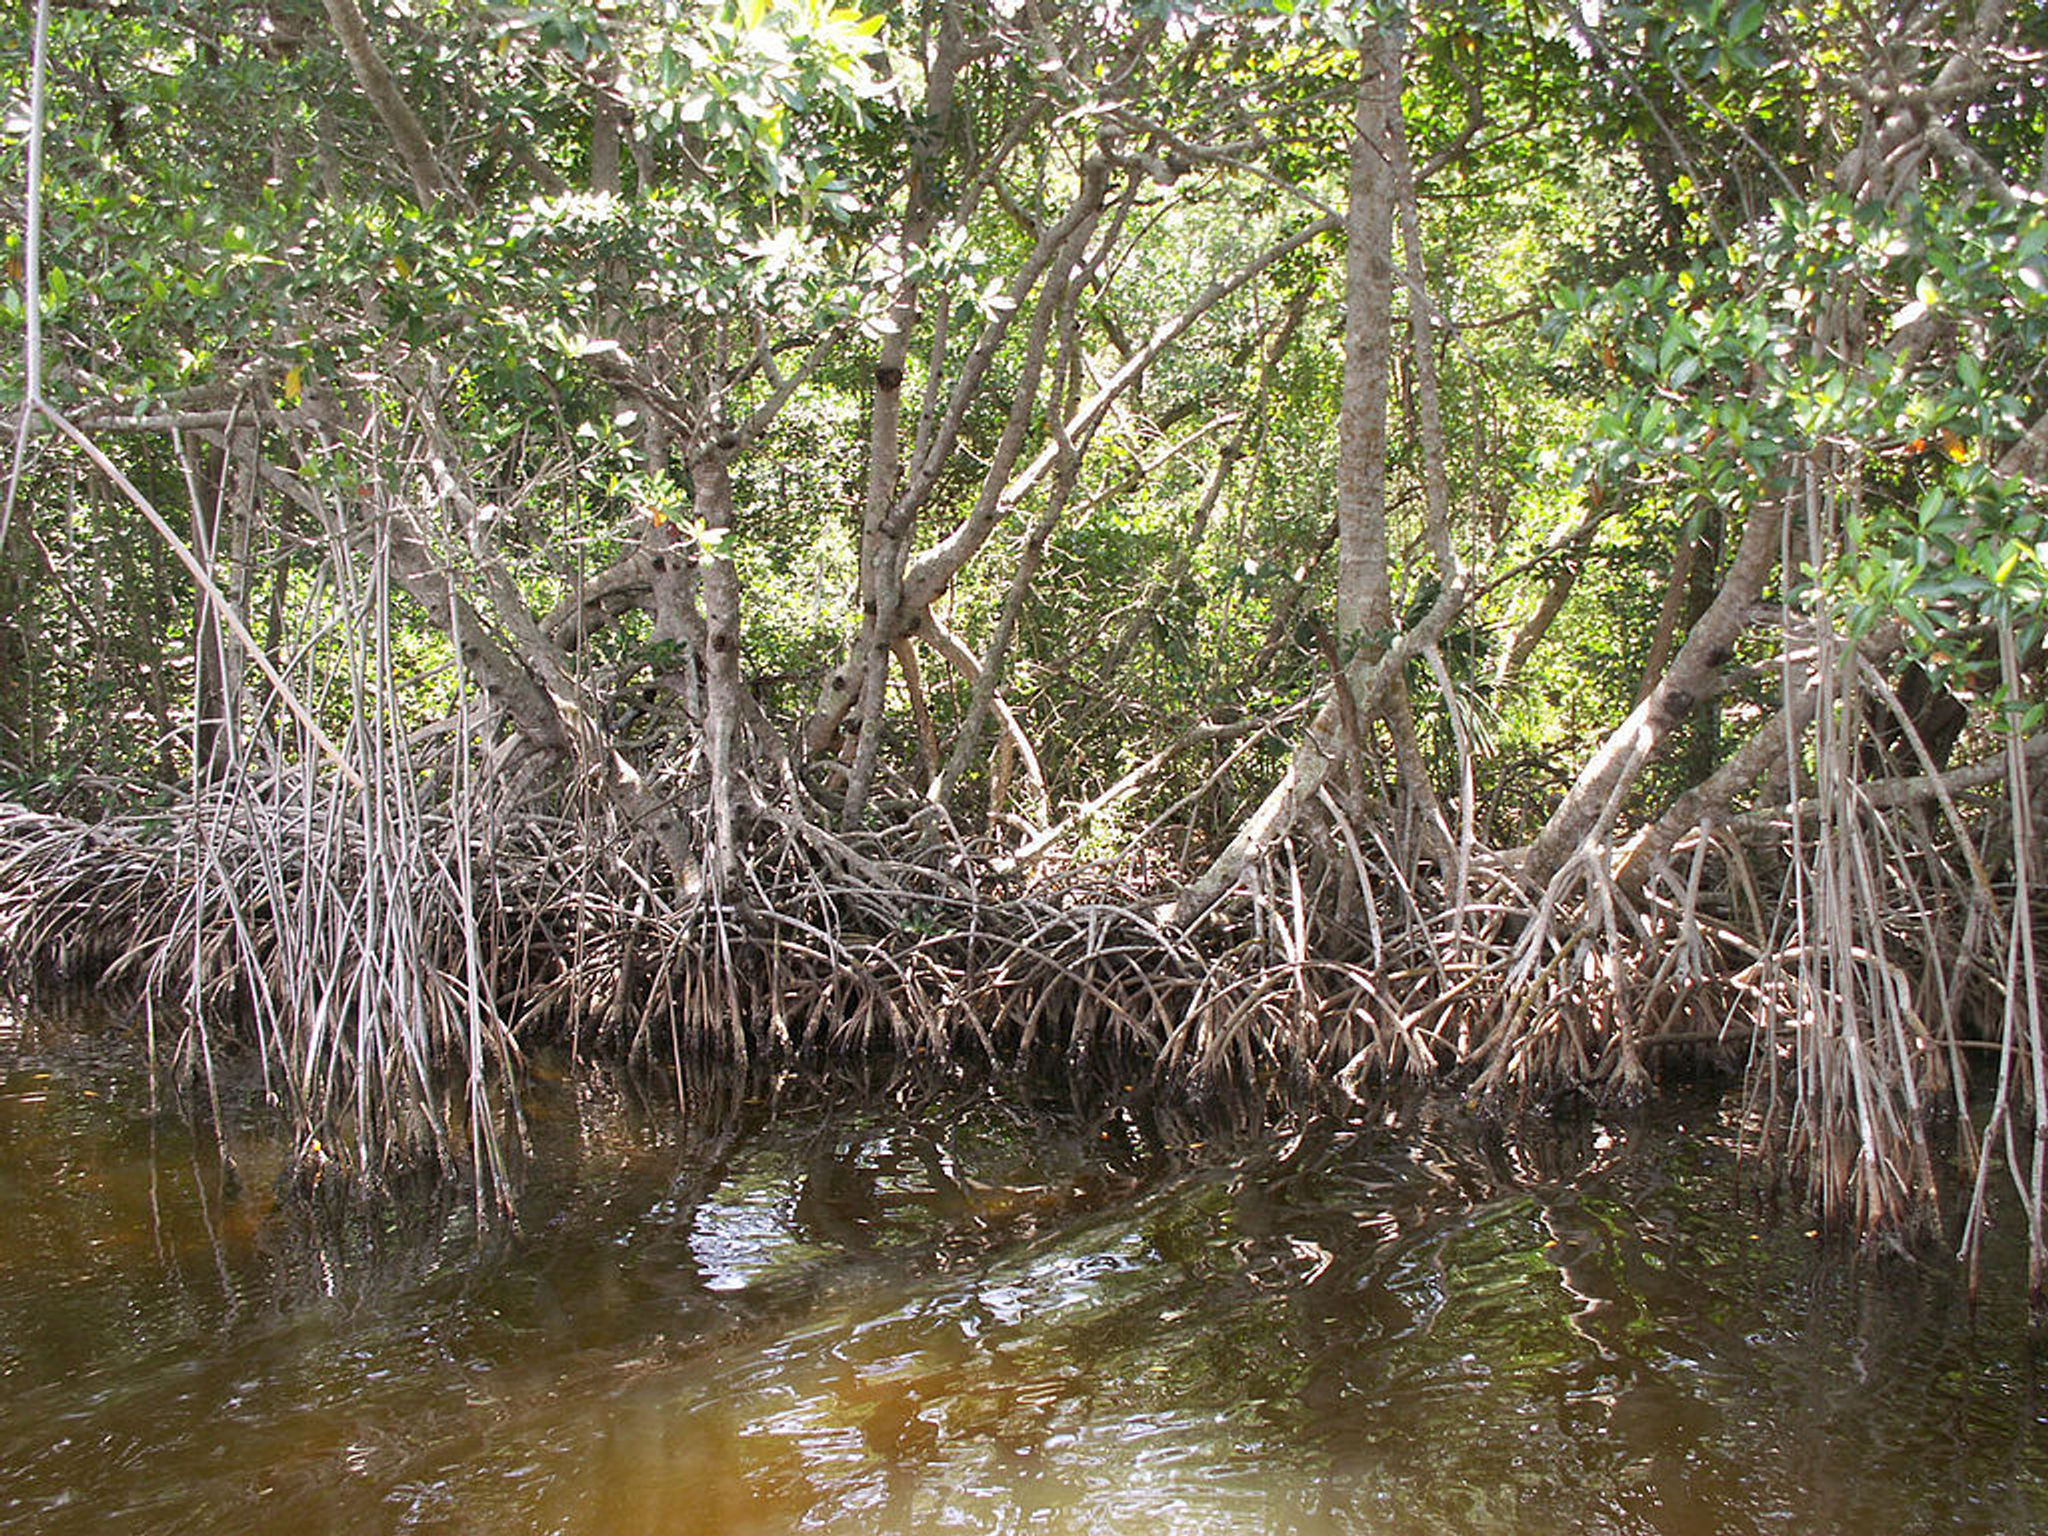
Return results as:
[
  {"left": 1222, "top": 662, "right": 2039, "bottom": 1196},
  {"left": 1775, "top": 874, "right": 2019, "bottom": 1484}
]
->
[{"left": 2, "top": 1004, "right": 2043, "bottom": 1534}]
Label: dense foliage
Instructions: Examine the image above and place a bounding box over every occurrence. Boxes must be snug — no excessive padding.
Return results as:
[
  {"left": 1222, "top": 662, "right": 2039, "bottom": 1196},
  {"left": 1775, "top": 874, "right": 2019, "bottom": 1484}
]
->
[{"left": 3, "top": 0, "right": 2047, "bottom": 1284}]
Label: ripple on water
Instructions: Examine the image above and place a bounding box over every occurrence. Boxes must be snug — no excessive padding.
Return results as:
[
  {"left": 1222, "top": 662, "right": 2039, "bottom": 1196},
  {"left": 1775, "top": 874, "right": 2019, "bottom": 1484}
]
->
[{"left": 0, "top": 1023, "right": 2045, "bottom": 1536}]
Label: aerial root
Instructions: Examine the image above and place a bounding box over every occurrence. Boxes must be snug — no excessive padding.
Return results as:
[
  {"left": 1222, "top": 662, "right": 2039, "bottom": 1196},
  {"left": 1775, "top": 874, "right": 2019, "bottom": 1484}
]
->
[
  {"left": 0, "top": 774, "right": 2033, "bottom": 1285},
  {"left": 0, "top": 789, "right": 1758, "bottom": 1142}
]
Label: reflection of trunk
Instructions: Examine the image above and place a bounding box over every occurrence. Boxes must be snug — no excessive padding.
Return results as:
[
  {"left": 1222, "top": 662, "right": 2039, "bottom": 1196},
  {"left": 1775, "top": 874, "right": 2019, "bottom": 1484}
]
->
[{"left": 1521, "top": 495, "right": 1782, "bottom": 888}]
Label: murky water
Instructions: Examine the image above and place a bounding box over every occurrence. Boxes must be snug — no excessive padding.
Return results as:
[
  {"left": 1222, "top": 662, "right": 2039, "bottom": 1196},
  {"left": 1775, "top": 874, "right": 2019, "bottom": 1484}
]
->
[{"left": 2, "top": 1004, "right": 2044, "bottom": 1535}]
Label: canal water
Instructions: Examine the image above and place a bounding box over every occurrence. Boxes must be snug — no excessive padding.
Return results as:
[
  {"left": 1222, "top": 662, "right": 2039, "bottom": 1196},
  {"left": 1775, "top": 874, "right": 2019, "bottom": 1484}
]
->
[{"left": 1, "top": 1002, "right": 2043, "bottom": 1534}]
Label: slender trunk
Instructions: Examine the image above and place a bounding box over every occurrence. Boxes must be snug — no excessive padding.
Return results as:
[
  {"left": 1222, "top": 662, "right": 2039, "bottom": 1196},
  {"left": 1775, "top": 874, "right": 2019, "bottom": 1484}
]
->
[
  {"left": 801, "top": 193, "right": 1334, "bottom": 758},
  {"left": 1168, "top": 22, "right": 1430, "bottom": 923},
  {"left": 1335, "top": 20, "right": 1402, "bottom": 653},
  {"left": 838, "top": 325, "right": 912, "bottom": 821},
  {"left": 182, "top": 433, "right": 247, "bottom": 786},
  {"left": 1391, "top": 112, "right": 1453, "bottom": 581},
  {"left": 838, "top": 9, "right": 964, "bottom": 822},
  {"left": 694, "top": 452, "right": 744, "bottom": 887},
  {"left": 648, "top": 532, "right": 705, "bottom": 731},
  {"left": 812, "top": 167, "right": 1115, "bottom": 765},
  {"left": 894, "top": 638, "right": 939, "bottom": 786},
  {"left": 1103, "top": 294, "right": 1307, "bottom": 677},
  {"left": 929, "top": 427, "right": 1083, "bottom": 808},
  {"left": 1172, "top": 579, "right": 1468, "bottom": 924},
  {"left": 590, "top": 85, "right": 621, "bottom": 196},
  {"left": 1494, "top": 546, "right": 1584, "bottom": 689},
  {"left": 916, "top": 612, "right": 1049, "bottom": 825},
  {"left": 1336, "top": 22, "right": 1441, "bottom": 826},
  {"left": 1383, "top": 103, "right": 1458, "bottom": 848}
]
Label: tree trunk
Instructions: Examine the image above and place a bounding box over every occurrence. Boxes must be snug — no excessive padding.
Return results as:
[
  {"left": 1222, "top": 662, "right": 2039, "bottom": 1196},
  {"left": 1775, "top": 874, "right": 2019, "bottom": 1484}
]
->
[
  {"left": 1100, "top": 296, "right": 1304, "bottom": 678},
  {"left": 183, "top": 430, "right": 252, "bottom": 786},
  {"left": 693, "top": 451, "right": 745, "bottom": 888},
  {"left": 916, "top": 612, "right": 1049, "bottom": 825},
  {"left": 799, "top": 191, "right": 1334, "bottom": 761},
  {"left": 1632, "top": 530, "right": 1698, "bottom": 705},
  {"left": 1171, "top": 579, "right": 1468, "bottom": 925},
  {"left": 1615, "top": 623, "right": 1905, "bottom": 901},
  {"left": 929, "top": 421, "right": 1084, "bottom": 809},
  {"left": 1334, "top": 20, "right": 1402, "bottom": 654},
  {"left": 1169, "top": 21, "right": 1442, "bottom": 924},
  {"left": 839, "top": 7, "right": 965, "bottom": 823},
  {"left": 1494, "top": 545, "right": 1585, "bottom": 689}
]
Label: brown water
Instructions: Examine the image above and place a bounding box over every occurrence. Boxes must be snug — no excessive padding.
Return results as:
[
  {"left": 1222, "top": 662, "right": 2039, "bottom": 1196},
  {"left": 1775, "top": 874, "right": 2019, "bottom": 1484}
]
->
[{"left": 1, "top": 1004, "right": 2044, "bottom": 1535}]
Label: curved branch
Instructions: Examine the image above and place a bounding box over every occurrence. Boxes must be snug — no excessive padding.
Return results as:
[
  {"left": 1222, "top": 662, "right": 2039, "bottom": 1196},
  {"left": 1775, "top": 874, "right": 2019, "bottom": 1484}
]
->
[{"left": 320, "top": 0, "right": 465, "bottom": 211}]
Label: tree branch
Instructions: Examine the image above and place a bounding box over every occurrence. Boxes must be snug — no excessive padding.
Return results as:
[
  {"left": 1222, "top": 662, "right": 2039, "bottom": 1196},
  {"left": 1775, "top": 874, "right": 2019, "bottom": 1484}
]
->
[{"left": 320, "top": 0, "right": 466, "bottom": 212}]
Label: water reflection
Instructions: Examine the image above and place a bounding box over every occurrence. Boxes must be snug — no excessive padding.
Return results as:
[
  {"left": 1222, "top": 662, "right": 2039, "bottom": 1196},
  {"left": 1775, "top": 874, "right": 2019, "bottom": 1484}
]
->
[{"left": 1, "top": 1002, "right": 2044, "bottom": 1535}]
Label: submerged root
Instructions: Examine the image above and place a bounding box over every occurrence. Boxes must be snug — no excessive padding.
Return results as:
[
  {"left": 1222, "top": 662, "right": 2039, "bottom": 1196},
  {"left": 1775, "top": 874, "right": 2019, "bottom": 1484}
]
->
[
  {"left": 0, "top": 789, "right": 1756, "bottom": 1135},
  {"left": 0, "top": 768, "right": 2039, "bottom": 1287}
]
